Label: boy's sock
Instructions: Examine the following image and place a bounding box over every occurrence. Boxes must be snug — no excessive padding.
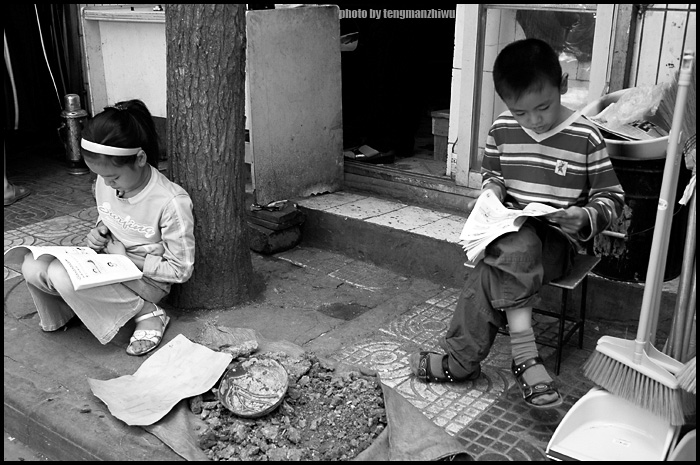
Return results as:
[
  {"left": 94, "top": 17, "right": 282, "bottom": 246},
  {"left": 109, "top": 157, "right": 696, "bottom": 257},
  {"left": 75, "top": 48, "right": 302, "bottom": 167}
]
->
[{"left": 510, "top": 328, "right": 552, "bottom": 385}]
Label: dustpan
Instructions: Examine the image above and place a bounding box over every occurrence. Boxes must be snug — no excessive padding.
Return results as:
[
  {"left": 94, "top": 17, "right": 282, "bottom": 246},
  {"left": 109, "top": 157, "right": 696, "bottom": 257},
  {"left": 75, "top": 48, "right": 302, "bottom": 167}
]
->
[{"left": 546, "top": 387, "right": 681, "bottom": 461}]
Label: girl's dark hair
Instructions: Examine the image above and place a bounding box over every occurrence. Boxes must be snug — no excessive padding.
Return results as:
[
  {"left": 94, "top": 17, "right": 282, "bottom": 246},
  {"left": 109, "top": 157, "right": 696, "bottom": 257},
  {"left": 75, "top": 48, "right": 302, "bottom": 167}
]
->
[
  {"left": 493, "top": 38, "right": 563, "bottom": 102},
  {"left": 81, "top": 99, "right": 160, "bottom": 167}
]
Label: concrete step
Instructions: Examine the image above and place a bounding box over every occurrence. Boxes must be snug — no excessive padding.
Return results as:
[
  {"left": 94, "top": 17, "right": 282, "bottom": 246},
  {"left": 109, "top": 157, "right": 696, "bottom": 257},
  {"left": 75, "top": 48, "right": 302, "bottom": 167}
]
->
[
  {"left": 343, "top": 159, "right": 480, "bottom": 213},
  {"left": 293, "top": 190, "right": 679, "bottom": 328}
]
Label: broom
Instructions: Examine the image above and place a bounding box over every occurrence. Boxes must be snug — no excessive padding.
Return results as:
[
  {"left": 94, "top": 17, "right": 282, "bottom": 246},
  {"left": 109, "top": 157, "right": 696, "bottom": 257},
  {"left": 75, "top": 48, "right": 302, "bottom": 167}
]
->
[{"left": 583, "top": 51, "right": 695, "bottom": 426}]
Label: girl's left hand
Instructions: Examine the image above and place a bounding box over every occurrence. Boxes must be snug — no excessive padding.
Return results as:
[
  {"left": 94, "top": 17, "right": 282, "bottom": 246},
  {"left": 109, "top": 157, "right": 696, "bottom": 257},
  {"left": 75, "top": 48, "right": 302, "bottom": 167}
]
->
[
  {"left": 546, "top": 206, "right": 589, "bottom": 235},
  {"left": 103, "top": 236, "right": 127, "bottom": 256}
]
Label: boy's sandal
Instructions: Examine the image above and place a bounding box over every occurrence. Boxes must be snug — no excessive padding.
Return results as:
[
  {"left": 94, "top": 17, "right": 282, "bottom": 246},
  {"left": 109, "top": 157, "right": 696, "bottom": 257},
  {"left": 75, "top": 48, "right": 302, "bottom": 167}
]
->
[
  {"left": 126, "top": 306, "right": 170, "bottom": 356},
  {"left": 511, "top": 357, "right": 563, "bottom": 409},
  {"left": 416, "top": 351, "right": 481, "bottom": 383}
]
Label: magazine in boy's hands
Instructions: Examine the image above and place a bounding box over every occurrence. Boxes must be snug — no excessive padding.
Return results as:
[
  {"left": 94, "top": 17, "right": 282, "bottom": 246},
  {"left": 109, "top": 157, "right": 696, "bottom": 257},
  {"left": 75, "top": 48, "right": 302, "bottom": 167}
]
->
[
  {"left": 459, "top": 190, "right": 562, "bottom": 262},
  {"left": 4, "top": 245, "right": 143, "bottom": 291}
]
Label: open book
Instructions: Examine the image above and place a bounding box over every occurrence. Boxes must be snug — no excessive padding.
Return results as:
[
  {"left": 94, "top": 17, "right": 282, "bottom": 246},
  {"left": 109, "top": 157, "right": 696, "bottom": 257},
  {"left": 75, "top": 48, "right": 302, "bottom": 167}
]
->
[
  {"left": 459, "top": 190, "right": 562, "bottom": 262},
  {"left": 4, "top": 245, "right": 143, "bottom": 291}
]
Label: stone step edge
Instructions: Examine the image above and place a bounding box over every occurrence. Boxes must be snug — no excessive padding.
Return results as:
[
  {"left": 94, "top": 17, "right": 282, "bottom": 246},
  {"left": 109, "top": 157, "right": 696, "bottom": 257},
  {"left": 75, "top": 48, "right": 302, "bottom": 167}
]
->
[{"left": 293, "top": 191, "right": 677, "bottom": 325}]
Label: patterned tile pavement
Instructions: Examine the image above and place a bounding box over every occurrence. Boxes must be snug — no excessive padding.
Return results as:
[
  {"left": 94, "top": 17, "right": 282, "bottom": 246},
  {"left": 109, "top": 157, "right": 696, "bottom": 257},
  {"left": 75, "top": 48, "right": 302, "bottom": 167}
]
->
[
  {"left": 5, "top": 148, "right": 671, "bottom": 461},
  {"left": 278, "top": 248, "right": 616, "bottom": 461},
  {"left": 326, "top": 291, "right": 601, "bottom": 460},
  {"left": 4, "top": 144, "right": 96, "bottom": 230},
  {"left": 275, "top": 234, "right": 677, "bottom": 460}
]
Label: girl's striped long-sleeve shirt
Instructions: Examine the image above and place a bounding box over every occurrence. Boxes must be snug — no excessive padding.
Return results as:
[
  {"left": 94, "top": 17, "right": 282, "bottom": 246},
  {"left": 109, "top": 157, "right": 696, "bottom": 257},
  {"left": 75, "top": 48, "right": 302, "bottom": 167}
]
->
[{"left": 482, "top": 110, "right": 625, "bottom": 244}]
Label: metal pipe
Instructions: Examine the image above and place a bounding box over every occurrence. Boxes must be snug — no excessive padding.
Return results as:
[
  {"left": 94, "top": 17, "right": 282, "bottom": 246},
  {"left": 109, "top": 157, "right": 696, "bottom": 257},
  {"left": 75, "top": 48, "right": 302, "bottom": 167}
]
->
[
  {"left": 600, "top": 230, "right": 627, "bottom": 240},
  {"left": 680, "top": 268, "right": 696, "bottom": 362},
  {"left": 670, "top": 192, "right": 696, "bottom": 359},
  {"left": 685, "top": 310, "right": 696, "bottom": 360}
]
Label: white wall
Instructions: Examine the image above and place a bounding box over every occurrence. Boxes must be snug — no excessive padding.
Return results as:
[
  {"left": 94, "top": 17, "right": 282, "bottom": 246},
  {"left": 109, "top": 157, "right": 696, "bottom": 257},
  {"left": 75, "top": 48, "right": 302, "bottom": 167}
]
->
[{"left": 81, "top": 5, "right": 166, "bottom": 117}]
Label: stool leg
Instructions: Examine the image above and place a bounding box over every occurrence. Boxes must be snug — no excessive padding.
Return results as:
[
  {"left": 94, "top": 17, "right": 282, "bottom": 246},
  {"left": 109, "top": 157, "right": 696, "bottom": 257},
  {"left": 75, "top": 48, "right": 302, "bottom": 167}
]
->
[
  {"left": 555, "top": 289, "right": 568, "bottom": 376},
  {"left": 578, "top": 277, "right": 588, "bottom": 349}
]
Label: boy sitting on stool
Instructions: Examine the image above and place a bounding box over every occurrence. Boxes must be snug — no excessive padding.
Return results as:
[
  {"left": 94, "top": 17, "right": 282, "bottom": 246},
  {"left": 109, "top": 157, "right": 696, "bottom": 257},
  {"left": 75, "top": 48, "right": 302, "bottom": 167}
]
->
[{"left": 409, "top": 38, "right": 624, "bottom": 408}]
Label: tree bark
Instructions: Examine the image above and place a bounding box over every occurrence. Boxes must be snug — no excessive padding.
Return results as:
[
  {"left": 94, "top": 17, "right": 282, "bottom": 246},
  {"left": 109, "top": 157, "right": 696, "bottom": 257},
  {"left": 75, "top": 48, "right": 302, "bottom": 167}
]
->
[{"left": 165, "top": 4, "right": 256, "bottom": 309}]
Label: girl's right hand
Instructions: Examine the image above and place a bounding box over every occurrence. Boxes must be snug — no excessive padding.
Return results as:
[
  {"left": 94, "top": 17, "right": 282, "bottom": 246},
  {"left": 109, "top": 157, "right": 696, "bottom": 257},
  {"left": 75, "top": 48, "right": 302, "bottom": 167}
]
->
[{"left": 86, "top": 224, "right": 111, "bottom": 252}]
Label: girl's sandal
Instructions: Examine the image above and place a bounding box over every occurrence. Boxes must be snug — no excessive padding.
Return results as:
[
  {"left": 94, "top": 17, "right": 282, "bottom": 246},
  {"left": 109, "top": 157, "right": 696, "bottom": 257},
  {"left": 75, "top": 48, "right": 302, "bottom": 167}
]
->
[
  {"left": 4, "top": 185, "right": 31, "bottom": 206},
  {"left": 126, "top": 306, "right": 170, "bottom": 356},
  {"left": 416, "top": 351, "right": 481, "bottom": 383},
  {"left": 511, "top": 357, "right": 563, "bottom": 409}
]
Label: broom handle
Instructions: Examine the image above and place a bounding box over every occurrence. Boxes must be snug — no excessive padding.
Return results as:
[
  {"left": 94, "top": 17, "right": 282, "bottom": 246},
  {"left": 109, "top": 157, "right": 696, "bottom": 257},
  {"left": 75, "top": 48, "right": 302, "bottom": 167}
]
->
[
  {"left": 648, "top": 57, "right": 697, "bottom": 344},
  {"left": 634, "top": 51, "right": 695, "bottom": 364}
]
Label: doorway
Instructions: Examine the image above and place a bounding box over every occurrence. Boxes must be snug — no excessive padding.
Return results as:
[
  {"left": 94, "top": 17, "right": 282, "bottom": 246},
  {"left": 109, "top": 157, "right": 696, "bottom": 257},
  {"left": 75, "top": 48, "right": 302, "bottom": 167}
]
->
[{"left": 338, "top": 3, "right": 457, "bottom": 181}]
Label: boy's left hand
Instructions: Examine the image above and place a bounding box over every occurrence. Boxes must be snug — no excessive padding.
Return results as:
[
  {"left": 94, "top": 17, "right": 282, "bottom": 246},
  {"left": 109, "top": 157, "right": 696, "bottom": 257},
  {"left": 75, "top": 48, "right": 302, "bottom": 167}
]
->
[{"left": 546, "top": 206, "right": 589, "bottom": 235}]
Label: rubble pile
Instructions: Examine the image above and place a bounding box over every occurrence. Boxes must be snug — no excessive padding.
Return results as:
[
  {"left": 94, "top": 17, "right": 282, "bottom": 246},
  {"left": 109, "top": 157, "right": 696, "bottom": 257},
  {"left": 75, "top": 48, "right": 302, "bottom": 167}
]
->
[{"left": 195, "top": 353, "right": 387, "bottom": 461}]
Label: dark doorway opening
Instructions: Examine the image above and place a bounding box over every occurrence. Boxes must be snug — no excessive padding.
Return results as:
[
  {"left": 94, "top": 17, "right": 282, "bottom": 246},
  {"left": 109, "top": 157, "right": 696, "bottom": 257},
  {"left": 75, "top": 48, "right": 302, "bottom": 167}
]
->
[{"left": 337, "top": 3, "right": 457, "bottom": 178}]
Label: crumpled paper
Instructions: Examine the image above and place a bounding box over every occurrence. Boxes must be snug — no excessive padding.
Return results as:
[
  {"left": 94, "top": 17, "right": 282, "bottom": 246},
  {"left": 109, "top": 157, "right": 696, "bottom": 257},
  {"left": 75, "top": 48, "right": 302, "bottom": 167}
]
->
[
  {"left": 143, "top": 399, "right": 210, "bottom": 461},
  {"left": 354, "top": 380, "right": 473, "bottom": 461},
  {"left": 89, "top": 328, "right": 472, "bottom": 461},
  {"left": 88, "top": 334, "right": 232, "bottom": 426}
]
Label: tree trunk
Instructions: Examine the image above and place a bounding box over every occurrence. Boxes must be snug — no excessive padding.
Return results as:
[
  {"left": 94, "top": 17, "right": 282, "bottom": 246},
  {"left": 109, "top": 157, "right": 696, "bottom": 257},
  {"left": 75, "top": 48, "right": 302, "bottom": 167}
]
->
[{"left": 165, "top": 4, "right": 256, "bottom": 309}]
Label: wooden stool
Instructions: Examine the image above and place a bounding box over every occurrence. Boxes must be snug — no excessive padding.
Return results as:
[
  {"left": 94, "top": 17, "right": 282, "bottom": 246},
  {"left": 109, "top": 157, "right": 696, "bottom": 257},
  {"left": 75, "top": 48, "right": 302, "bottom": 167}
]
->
[{"left": 465, "top": 254, "right": 600, "bottom": 375}]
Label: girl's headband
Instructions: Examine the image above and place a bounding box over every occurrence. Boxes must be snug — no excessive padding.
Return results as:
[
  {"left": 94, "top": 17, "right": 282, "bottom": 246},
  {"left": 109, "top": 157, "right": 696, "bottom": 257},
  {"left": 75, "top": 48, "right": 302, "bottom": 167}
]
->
[{"left": 81, "top": 139, "right": 141, "bottom": 156}]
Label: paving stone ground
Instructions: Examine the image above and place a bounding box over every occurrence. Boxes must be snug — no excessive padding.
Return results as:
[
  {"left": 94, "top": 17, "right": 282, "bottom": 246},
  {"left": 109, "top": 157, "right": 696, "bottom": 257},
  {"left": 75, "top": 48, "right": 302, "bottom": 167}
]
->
[{"left": 5, "top": 147, "right": 679, "bottom": 461}]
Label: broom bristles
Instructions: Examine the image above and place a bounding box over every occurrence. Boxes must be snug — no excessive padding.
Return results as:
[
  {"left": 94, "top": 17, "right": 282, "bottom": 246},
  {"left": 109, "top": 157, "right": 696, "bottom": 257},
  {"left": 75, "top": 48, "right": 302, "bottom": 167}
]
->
[
  {"left": 677, "top": 356, "right": 696, "bottom": 394},
  {"left": 583, "top": 351, "right": 686, "bottom": 425}
]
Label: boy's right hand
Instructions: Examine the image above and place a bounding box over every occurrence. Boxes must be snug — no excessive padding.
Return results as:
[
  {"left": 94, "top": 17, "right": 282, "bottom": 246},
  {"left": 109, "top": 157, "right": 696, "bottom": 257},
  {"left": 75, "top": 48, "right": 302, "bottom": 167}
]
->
[
  {"left": 467, "top": 186, "right": 503, "bottom": 215},
  {"left": 86, "top": 224, "right": 111, "bottom": 252}
]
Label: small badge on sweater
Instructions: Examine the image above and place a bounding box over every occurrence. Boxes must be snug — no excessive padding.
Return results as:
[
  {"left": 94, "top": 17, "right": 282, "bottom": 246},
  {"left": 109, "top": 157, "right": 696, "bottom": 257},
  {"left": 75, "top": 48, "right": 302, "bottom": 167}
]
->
[{"left": 555, "top": 160, "right": 568, "bottom": 176}]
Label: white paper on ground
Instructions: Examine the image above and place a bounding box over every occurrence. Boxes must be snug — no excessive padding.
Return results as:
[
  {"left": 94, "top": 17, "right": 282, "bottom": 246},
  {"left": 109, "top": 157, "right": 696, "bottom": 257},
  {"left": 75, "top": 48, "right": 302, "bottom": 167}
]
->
[{"left": 88, "top": 334, "right": 233, "bottom": 426}]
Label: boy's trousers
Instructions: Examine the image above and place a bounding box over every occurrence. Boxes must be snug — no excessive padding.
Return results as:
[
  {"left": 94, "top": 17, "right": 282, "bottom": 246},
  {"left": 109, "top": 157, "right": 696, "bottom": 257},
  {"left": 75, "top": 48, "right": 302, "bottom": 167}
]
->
[{"left": 441, "top": 218, "right": 576, "bottom": 374}]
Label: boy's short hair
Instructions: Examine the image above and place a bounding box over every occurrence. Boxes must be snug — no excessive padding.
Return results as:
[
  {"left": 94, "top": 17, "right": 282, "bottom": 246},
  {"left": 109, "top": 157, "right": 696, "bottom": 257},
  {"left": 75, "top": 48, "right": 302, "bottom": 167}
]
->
[{"left": 493, "top": 38, "right": 562, "bottom": 102}]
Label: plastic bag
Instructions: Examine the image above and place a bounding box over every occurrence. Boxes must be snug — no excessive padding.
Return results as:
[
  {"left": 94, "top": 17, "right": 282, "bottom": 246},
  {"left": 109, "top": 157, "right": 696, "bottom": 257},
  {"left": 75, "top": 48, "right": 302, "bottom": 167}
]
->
[{"left": 594, "top": 84, "right": 667, "bottom": 129}]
